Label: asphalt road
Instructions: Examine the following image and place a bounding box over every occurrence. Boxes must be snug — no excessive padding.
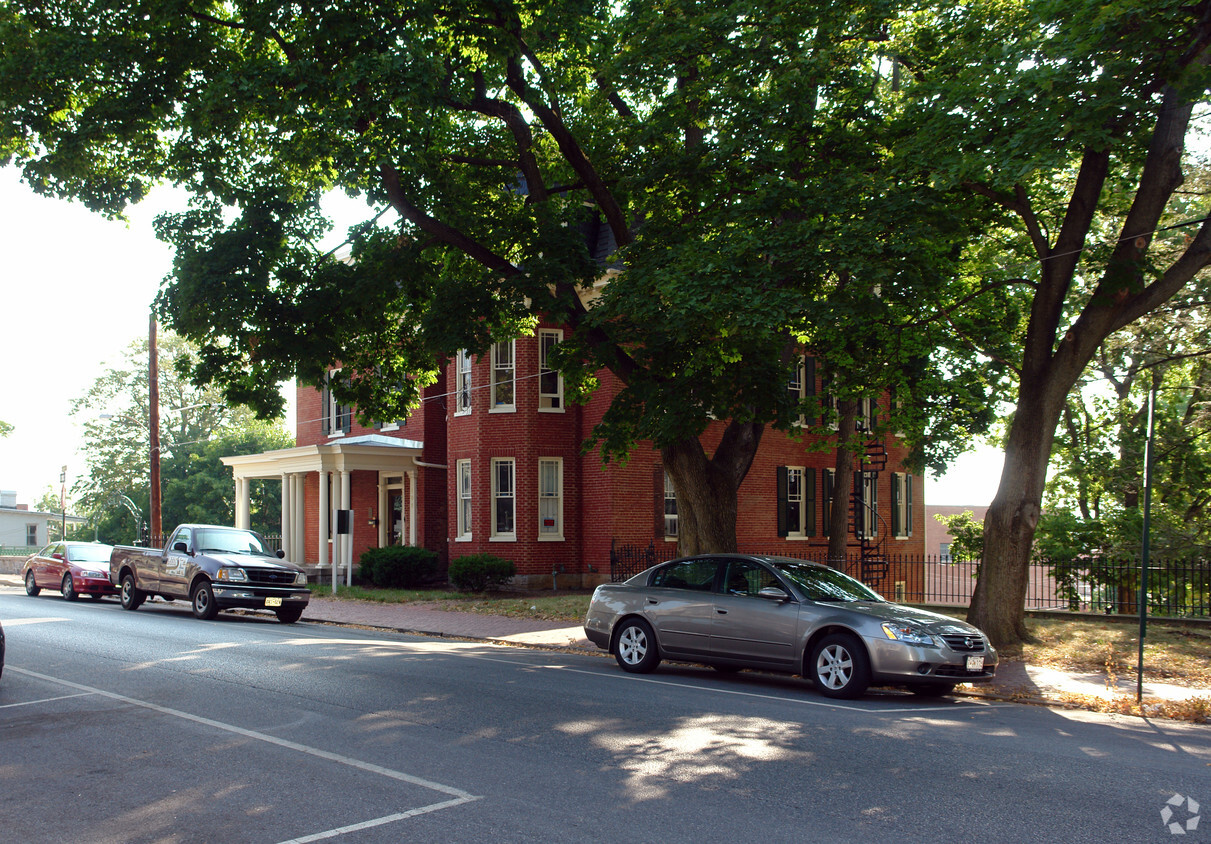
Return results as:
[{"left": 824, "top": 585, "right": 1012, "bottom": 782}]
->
[{"left": 1, "top": 588, "right": 1208, "bottom": 844}]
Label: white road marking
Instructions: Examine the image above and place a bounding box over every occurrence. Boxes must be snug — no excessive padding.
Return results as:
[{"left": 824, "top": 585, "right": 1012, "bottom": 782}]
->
[
  {"left": 7, "top": 666, "right": 481, "bottom": 841},
  {"left": 0, "top": 691, "right": 94, "bottom": 710}
]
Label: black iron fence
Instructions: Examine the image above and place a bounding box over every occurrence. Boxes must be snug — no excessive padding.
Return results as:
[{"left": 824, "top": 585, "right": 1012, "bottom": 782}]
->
[{"left": 607, "top": 543, "right": 1211, "bottom": 619}]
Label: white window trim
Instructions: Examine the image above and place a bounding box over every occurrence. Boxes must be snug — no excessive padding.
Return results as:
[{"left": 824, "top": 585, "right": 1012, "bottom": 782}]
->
[
  {"left": 490, "top": 340, "right": 516, "bottom": 413},
  {"left": 456, "top": 459, "right": 473, "bottom": 541},
  {"left": 490, "top": 457, "right": 516, "bottom": 540},
  {"left": 538, "top": 329, "right": 565, "bottom": 413},
  {"left": 893, "top": 472, "right": 913, "bottom": 539},
  {"left": 788, "top": 357, "right": 807, "bottom": 427},
  {"left": 537, "top": 457, "right": 564, "bottom": 541},
  {"left": 455, "top": 349, "right": 473, "bottom": 416}
]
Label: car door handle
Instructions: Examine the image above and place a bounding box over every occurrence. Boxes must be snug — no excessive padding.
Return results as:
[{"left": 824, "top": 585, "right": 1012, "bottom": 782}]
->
[
  {"left": 647, "top": 598, "right": 659, "bottom": 605},
  {"left": 716, "top": 609, "right": 728, "bottom": 614}
]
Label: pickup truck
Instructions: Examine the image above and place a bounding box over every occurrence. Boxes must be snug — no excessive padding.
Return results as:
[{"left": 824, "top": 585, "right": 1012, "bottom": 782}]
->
[{"left": 110, "top": 524, "right": 311, "bottom": 623}]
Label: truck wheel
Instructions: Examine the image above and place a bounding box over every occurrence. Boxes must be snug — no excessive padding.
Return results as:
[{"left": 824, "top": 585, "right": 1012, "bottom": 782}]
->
[
  {"left": 191, "top": 580, "right": 218, "bottom": 620},
  {"left": 275, "top": 605, "right": 304, "bottom": 624},
  {"left": 120, "top": 573, "right": 145, "bottom": 611}
]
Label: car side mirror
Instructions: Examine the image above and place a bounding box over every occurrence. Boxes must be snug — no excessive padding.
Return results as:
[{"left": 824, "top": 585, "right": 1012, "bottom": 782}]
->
[
  {"left": 173, "top": 542, "right": 188, "bottom": 553},
  {"left": 276, "top": 549, "right": 285, "bottom": 559},
  {"left": 52, "top": 553, "right": 64, "bottom": 561},
  {"left": 758, "top": 586, "right": 790, "bottom": 602}
]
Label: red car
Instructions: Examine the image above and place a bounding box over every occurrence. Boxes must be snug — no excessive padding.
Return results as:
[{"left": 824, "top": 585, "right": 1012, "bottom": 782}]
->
[{"left": 23, "top": 542, "right": 117, "bottom": 601}]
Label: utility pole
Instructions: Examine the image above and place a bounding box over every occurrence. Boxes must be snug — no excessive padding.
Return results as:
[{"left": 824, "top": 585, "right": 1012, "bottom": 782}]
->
[{"left": 149, "top": 312, "right": 162, "bottom": 547}]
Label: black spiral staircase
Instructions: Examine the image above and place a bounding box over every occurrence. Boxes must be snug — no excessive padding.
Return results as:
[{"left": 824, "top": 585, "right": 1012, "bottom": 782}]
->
[{"left": 851, "top": 434, "right": 890, "bottom": 583}]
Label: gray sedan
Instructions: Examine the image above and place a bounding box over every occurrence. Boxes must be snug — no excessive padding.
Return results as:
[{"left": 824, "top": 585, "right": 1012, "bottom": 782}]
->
[{"left": 584, "top": 553, "right": 998, "bottom": 699}]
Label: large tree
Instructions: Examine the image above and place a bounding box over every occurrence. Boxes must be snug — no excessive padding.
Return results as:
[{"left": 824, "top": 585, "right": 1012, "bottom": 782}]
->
[
  {"left": 0, "top": 0, "right": 991, "bottom": 556},
  {"left": 71, "top": 332, "right": 291, "bottom": 543},
  {"left": 898, "top": 0, "right": 1211, "bottom": 643}
]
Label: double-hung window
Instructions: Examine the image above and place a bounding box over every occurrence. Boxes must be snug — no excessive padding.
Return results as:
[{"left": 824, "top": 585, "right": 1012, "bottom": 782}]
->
[
  {"left": 538, "top": 458, "right": 563, "bottom": 539},
  {"left": 321, "top": 370, "right": 351, "bottom": 436},
  {"left": 491, "top": 341, "right": 515, "bottom": 410},
  {"left": 855, "top": 471, "right": 878, "bottom": 539},
  {"left": 777, "top": 466, "right": 815, "bottom": 538},
  {"left": 892, "top": 472, "right": 913, "bottom": 538},
  {"left": 491, "top": 458, "right": 516, "bottom": 539},
  {"left": 663, "top": 471, "right": 679, "bottom": 538},
  {"left": 456, "top": 460, "right": 472, "bottom": 540},
  {"left": 787, "top": 355, "right": 815, "bottom": 426},
  {"left": 538, "top": 329, "right": 564, "bottom": 411},
  {"left": 455, "top": 350, "right": 473, "bottom": 415}
]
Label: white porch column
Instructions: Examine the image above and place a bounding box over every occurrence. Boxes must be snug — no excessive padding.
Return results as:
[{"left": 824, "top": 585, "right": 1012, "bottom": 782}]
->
[
  {"left": 408, "top": 469, "right": 418, "bottom": 547},
  {"left": 340, "top": 469, "right": 352, "bottom": 586},
  {"left": 293, "top": 473, "right": 306, "bottom": 563},
  {"left": 280, "top": 472, "right": 292, "bottom": 560},
  {"left": 377, "top": 475, "right": 387, "bottom": 548},
  {"left": 318, "top": 470, "right": 329, "bottom": 577},
  {"left": 235, "top": 477, "right": 250, "bottom": 529}
]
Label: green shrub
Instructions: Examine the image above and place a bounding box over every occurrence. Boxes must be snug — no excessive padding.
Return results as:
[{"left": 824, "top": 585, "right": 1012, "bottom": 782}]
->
[
  {"left": 448, "top": 553, "right": 516, "bottom": 592},
  {"left": 358, "top": 546, "right": 440, "bottom": 589}
]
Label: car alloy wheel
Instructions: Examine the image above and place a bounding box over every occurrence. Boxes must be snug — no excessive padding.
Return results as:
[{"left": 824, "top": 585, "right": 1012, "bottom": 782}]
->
[
  {"left": 61, "top": 573, "right": 78, "bottom": 601},
  {"left": 811, "top": 633, "right": 871, "bottom": 700},
  {"left": 25, "top": 571, "right": 40, "bottom": 597},
  {"left": 614, "top": 618, "right": 660, "bottom": 673}
]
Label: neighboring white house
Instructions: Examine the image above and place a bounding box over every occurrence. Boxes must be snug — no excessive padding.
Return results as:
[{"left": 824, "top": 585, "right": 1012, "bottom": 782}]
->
[{"left": 0, "top": 489, "right": 84, "bottom": 549}]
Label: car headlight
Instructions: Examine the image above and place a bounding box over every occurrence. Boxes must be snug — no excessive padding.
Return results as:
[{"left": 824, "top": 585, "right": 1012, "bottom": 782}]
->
[
  {"left": 215, "top": 567, "right": 248, "bottom": 583},
  {"left": 881, "top": 622, "right": 936, "bottom": 647},
  {"left": 294, "top": 571, "right": 308, "bottom": 586},
  {"left": 80, "top": 570, "right": 107, "bottom": 579}
]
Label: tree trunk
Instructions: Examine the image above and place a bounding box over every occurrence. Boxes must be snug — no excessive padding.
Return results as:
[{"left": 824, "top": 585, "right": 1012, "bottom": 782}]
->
[
  {"left": 826, "top": 401, "right": 860, "bottom": 565},
  {"left": 662, "top": 421, "right": 764, "bottom": 555},
  {"left": 969, "top": 364, "right": 1072, "bottom": 646}
]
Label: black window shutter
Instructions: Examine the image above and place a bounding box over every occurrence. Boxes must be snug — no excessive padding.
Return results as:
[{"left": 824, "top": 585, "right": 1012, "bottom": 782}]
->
[
  {"left": 321, "top": 382, "right": 331, "bottom": 435},
  {"left": 891, "top": 474, "right": 902, "bottom": 537},
  {"left": 776, "top": 466, "right": 789, "bottom": 537},
  {"left": 805, "top": 469, "right": 816, "bottom": 536},
  {"left": 907, "top": 474, "right": 914, "bottom": 537},
  {"left": 804, "top": 357, "right": 816, "bottom": 397}
]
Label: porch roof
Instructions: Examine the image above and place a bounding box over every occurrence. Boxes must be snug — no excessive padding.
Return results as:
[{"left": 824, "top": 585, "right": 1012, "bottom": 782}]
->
[{"left": 220, "top": 434, "right": 426, "bottom": 480}]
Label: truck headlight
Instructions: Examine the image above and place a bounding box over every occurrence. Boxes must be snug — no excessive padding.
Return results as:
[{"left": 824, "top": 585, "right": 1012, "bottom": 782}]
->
[
  {"left": 294, "top": 571, "right": 308, "bottom": 586},
  {"left": 216, "top": 567, "right": 248, "bottom": 583},
  {"left": 881, "top": 622, "right": 936, "bottom": 647}
]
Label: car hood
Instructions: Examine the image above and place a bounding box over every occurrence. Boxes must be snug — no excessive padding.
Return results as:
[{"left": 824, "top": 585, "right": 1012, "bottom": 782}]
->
[
  {"left": 209, "top": 554, "right": 304, "bottom": 573},
  {"left": 824, "top": 601, "right": 987, "bottom": 636}
]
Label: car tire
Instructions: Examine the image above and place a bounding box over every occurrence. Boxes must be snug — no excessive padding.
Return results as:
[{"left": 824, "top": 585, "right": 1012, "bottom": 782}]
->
[
  {"left": 191, "top": 580, "right": 219, "bottom": 620},
  {"left": 910, "top": 682, "right": 957, "bottom": 697},
  {"left": 120, "top": 573, "right": 145, "bottom": 611},
  {"left": 24, "top": 571, "right": 40, "bottom": 596},
  {"left": 613, "top": 618, "right": 660, "bottom": 673},
  {"left": 810, "top": 633, "right": 871, "bottom": 699},
  {"left": 61, "top": 573, "right": 78, "bottom": 602},
  {"left": 275, "top": 605, "right": 304, "bottom": 624}
]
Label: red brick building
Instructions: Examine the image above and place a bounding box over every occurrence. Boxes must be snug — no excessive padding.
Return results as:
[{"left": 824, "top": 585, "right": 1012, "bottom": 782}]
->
[{"left": 223, "top": 334, "right": 926, "bottom": 588}]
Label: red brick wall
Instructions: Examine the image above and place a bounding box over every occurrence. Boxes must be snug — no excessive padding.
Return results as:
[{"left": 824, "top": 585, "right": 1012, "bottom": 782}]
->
[{"left": 292, "top": 339, "right": 926, "bottom": 587}]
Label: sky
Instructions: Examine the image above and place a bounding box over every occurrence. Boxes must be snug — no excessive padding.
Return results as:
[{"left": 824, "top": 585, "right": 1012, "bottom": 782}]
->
[{"left": 0, "top": 167, "right": 1006, "bottom": 511}]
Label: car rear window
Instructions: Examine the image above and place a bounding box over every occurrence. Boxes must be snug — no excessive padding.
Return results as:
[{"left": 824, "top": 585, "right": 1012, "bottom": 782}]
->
[
  {"left": 650, "top": 559, "right": 718, "bottom": 591},
  {"left": 67, "top": 545, "right": 113, "bottom": 563}
]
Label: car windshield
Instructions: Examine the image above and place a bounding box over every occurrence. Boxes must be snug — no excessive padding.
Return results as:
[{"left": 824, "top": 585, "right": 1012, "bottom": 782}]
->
[
  {"left": 770, "top": 561, "right": 885, "bottom": 603},
  {"left": 194, "top": 529, "right": 272, "bottom": 556},
  {"left": 67, "top": 545, "right": 112, "bottom": 563}
]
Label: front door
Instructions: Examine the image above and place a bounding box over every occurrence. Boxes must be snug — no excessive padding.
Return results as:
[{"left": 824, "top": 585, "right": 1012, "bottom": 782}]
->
[
  {"left": 387, "top": 489, "right": 404, "bottom": 546},
  {"left": 710, "top": 558, "right": 799, "bottom": 669}
]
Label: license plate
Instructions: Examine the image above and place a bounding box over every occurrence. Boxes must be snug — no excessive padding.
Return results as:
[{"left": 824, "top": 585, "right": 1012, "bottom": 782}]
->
[
  {"left": 966, "top": 655, "right": 984, "bottom": 671},
  {"left": 265, "top": 597, "right": 283, "bottom": 607}
]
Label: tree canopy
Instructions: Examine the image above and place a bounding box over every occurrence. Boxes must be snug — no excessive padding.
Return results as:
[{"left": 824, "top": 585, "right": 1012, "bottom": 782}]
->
[
  {"left": 0, "top": 0, "right": 999, "bottom": 555},
  {"left": 70, "top": 332, "right": 291, "bottom": 543}
]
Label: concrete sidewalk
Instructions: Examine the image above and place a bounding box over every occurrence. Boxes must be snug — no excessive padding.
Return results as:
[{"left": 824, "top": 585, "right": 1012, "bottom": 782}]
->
[{"left": 3, "top": 573, "right": 1207, "bottom": 707}]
